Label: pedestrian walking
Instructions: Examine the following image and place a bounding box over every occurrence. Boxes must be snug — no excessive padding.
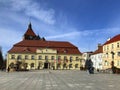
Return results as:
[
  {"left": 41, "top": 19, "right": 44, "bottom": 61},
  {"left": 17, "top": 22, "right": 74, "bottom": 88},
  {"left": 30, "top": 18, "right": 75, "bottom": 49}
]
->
[
  {"left": 7, "top": 67, "right": 10, "bottom": 73},
  {"left": 111, "top": 61, "right": 116, "bottom": 74},
  {"left": 85, "top": 59, "right": 94, "bottom": 74}
]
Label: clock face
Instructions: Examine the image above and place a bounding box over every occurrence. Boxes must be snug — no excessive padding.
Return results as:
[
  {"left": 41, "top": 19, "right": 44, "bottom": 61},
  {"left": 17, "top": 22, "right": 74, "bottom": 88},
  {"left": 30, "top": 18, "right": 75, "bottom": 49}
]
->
[{"left": 30, "top": 36, "right": 33, "bottom": 39}]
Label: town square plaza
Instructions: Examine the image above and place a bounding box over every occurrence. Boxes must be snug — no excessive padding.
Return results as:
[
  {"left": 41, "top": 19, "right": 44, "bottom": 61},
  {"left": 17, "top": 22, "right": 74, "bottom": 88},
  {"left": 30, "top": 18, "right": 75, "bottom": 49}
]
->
[{"left": 0, "top": 70, "right": 120, "bottom": 90}]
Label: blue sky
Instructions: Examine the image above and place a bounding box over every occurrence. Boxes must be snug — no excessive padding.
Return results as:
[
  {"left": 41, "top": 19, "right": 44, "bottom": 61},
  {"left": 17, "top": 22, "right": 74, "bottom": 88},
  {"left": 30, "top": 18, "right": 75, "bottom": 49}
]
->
[{"left": 1, "top": 0, "right": 120, "bottom": 57}]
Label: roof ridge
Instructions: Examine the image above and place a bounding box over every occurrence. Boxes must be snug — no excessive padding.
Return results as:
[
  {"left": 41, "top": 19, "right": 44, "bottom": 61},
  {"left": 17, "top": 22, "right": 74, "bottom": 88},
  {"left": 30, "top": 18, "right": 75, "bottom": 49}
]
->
[{"left": 104, "top": 34, "right": 120, "bottom": 45}]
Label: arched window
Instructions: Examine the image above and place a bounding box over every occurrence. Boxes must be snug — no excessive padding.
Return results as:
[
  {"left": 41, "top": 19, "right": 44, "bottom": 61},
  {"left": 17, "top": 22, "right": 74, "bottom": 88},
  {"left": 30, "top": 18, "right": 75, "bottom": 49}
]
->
[
  {"left": 25, "top": 55, "right": 28, "bottom": 60},
  {"left": 31, "top": 63, "right": 34, "bottom": 68},
  {"left": 17, "top": 55, "right": 21, "bottom": 60}
]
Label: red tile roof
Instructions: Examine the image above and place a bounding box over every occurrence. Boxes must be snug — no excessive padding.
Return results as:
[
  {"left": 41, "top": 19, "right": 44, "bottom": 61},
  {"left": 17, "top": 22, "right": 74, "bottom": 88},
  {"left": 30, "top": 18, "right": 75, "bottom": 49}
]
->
[
  {"left": 92, "top": 46, "right": 103, "bottom": 55},
  {"left": 24, "top": 23, "right": 36, "bottom": 36},
  {"left": 24, "top": 29, "right": 36, "bottom": 36},
  {"left": 8, "top": 40, "right": 81, "bottom": 55},
  {"left": 8, "top": 23, "right": 81, "bottom": 55},
  {"left": 104, "top": 34, "right": 120, "bottom": 45}
]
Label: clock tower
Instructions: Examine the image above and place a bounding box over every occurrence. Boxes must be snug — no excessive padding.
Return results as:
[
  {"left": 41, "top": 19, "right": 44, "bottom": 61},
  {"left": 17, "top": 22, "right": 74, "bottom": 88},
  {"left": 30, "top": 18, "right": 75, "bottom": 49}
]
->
[{"left": 23, "top": 23, "right": 38, "bottom": 40}]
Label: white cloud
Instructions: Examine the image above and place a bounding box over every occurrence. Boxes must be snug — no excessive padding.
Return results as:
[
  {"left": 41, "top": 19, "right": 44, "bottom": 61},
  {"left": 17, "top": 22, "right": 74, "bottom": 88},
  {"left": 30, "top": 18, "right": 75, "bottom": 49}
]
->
[
  {"left": 46, "top": 31, "right": 80, "bottom": 39},
  {"left": 46, "top": 27, "right": 118, "bottom": 40},
  {"left": 5, "top": 0, "right": 55, "bottom": 25},
  {"left": 45, "top": 27, "right": 120, "bottom": 52},
  {"left": 1, "top": 0, "right": 120, "bottom": 54}
]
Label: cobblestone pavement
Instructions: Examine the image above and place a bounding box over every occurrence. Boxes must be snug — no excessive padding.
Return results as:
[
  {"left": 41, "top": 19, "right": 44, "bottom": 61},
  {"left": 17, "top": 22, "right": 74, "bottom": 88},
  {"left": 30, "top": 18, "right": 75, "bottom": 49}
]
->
[{"left": 0, "top": 70, "right": 120, "bottom": 90}]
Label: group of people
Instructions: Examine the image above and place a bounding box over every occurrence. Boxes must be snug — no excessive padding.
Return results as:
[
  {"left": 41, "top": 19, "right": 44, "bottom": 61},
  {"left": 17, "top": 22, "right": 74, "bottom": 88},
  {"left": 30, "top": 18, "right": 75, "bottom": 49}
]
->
[
  {"left": 85, "top": 59, "right": 119, "bottom": 74},
  {"left": 85, "top": 59, "right": 94, "bottom": 74}
]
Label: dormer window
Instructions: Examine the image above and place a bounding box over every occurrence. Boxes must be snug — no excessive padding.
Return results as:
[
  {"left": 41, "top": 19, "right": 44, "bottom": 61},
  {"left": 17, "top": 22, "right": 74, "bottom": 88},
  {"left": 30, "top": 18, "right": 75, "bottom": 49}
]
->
[{"left": 64, "top": 49, "right": 67, "bottom": 53}]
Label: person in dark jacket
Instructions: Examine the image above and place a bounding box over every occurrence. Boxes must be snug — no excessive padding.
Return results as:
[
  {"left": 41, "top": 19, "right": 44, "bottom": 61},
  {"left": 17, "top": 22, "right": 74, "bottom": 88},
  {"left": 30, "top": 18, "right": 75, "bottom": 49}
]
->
[
  {"left": 7, "top": 66, "right": 10, "bottom": 73},
  {"left": 85, "top": 59, "right": 89, "bottom": 70},
  {"left": 85, "top": 59, "right": 94, "bottom": 74}
]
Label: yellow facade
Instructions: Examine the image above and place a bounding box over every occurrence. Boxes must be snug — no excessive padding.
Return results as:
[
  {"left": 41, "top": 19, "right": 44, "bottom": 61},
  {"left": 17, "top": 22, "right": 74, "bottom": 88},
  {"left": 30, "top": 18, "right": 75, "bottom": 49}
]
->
[
  {"left": 103, "top": 41, "right": 120, "bottom": 69},
  {"left": 6, "top": 23, "right": 82, "bottom": 71},
  {"left": 7, "top": 48, "right": 82, "bottom": 71}
]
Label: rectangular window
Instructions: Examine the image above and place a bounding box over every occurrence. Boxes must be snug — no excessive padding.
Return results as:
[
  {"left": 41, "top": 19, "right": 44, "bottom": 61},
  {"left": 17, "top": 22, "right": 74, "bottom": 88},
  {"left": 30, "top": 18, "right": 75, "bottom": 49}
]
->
[
  {"left": 51, "top": 56, "right": 55, "bottom": 60},
  {"left": 38, "top": 56, "right": 42, "bottom": 60},
  {"left": 58, "top": 56, "right": 61, "bottom": 60},
  {"left": 64, "top": 56, "right": 68, "bottom": 62},
  {"left": 64, "top": 56, "right": 67, "bottom": 60},
  {"left": 69, "top": 64, "right": 72, "bottom": 68},
  {"left": 117, "top": 43, "right": 119, "bottom": 48},
  {"left": 83, "top": 54, "right": 86, "bottom": 57},
  {"left": 11, "top": 55, "right": 15, "bottom": 59},
  {"left": 24, "top": 63, "right": 28, "bottom": 68},
  {"left": 117, "top": 61, "right": 120, "bottom": 66},
  {"left": 104, "top": 60, "right": 108, "bottom": 66},
  {"left": 107, "top": 46, "right": 109, "bottom": 50},
  {"left": 31, "top": 55, "right": 34, "bottom": 60},
  {"left": 76, "top": 57, "right": 79, "bottom": 61},
  {"left": 45, "top": 56, "right": 48, "bottom": 60},
  {"left": 106, "top": 53, "right": 108, "bottom": 58},
  {"left": 104, "top": 46, "right": 106, "bottom": 51},
  {"left": 70, "top": 56, "right": 73, "bottom": 62},
  {"left": 118, "top": 52, "right": 120, "bottom": 56},
  {"left": 112, "top": 44, "right": 114, "bottom": 49},
  {"left": 75, "top": 64, "right": 78, "bottom": 68},
  {"left": 31, "top": 63, "right": 34, "bottom": 67}
]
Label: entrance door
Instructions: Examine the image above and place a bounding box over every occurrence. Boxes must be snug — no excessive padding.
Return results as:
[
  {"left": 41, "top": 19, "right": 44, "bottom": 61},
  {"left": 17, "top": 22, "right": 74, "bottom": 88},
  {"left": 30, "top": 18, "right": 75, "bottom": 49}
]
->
[{"left": 44, "top": 63, "right": 48, "bottom": 69}]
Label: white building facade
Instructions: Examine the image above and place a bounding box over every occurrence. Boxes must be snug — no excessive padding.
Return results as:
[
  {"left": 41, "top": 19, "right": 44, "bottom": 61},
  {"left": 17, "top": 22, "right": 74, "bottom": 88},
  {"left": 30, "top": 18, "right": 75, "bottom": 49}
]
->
[
  {"left": 91, "top": 44, "right": 103, "bottom": 70},
  {"left": 91, "top": 53, "right": 103, "bottom": 70}
]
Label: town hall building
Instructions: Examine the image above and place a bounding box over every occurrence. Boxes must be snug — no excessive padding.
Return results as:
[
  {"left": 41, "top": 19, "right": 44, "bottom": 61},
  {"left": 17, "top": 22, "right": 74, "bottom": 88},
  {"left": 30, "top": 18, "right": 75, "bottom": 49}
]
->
[{"left": 7, "top": 23, "right": 82, "bottom": 71}]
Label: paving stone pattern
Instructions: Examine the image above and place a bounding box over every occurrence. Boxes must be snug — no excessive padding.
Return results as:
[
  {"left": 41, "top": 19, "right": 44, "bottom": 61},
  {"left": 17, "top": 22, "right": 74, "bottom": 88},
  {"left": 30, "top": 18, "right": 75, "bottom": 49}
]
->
[{"left": 0, "top": 70, "right": 120, "bottom": 90}]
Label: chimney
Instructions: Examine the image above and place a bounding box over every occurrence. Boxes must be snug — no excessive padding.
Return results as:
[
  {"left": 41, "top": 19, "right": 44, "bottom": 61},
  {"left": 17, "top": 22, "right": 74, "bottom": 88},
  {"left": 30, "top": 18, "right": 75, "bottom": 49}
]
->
[
  {"left": 98, "top": 43, "right": 101, "bottom": 49},
  {"left": 107, "top": 38, "right": 111, "bottom": 41}
]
